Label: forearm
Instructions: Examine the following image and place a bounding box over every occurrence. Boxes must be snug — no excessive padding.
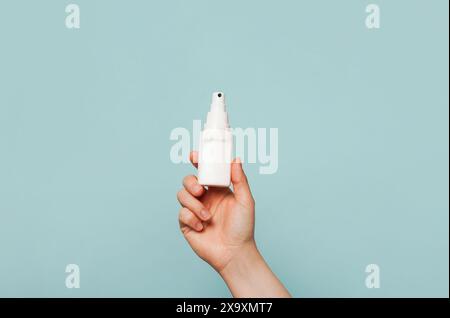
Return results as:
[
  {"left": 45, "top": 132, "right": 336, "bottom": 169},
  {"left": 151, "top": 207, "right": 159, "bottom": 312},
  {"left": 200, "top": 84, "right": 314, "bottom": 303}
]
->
[{"left": 219, "top": 242, "right": 291, "bottom": 298}]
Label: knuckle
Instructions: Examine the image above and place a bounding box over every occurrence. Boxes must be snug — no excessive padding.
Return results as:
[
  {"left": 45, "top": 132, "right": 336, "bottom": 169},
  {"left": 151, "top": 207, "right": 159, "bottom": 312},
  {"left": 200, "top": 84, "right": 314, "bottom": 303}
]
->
[
  {"left": 185, "top": 212, "right": 195, "bottom": 224},
  {"left": 179, "top": 207, "right": 189, "bottom": 221},
  {"left": 185, "top": 175, "right": 196, "bottom": 186},
  {"left": 176, "top": 189, "right": 185, "bottom": 201}
]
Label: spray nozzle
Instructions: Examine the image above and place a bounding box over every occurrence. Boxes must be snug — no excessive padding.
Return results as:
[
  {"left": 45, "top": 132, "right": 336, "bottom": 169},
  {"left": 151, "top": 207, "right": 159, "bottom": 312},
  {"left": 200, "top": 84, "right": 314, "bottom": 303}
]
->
[
  {"left": 210, "top": 91, "right": 226, "bottom": 111},
  {"left": 205, "top": 91, "right": 229, "bottom": 129}
]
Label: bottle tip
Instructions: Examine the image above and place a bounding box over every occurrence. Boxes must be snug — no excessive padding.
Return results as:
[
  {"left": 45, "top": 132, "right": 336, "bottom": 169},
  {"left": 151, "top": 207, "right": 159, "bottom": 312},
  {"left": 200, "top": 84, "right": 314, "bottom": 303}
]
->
[
  {"left": 206, "top": 91, "right": 229, "bottom": 128},
  {"left": 213, "top": 92, "right": 225, "bottom": 99},
  {"left": 212, "top": 91, "right": 225, "bottom": 102}
]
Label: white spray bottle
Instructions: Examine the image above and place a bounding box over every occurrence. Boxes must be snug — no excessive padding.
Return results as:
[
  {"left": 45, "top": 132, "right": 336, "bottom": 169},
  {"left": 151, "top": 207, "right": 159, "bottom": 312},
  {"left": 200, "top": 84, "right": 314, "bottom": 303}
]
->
[{"left": 198, "top": 92, "right": 233, "bottom": 187}]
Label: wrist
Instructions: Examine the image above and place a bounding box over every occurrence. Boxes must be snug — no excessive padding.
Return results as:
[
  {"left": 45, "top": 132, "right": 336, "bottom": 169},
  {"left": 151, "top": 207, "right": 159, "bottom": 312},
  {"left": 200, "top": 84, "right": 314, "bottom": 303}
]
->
[
  {"left": 219, "top": 241, "right": 262, "bottom": 280},
  {"left": 218, "top": 240, "right": 291, "bottom": 298}
]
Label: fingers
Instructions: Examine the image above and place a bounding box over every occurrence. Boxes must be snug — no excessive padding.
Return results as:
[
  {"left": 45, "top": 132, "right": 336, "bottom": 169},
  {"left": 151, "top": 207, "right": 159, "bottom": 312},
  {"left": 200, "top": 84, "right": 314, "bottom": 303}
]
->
[
  {"left": 179, "top": 207, "right": 203, "bottom": 232},
  {"left": 183, "top": 175, "right": 205, "bottom": 197},
  {"left": 177, "top": 173, "right": 208, "bottom": 233},
  {"left": 231, "top": 157, "right": 254, "bottom": 207},
  {"left": 189, "top": 151, "right": 199, "bottom": 169},
  {"left": 177, "top": 188, "right": 211, "bottom": 221},
  {"left": 187, "top": 152, "right": 254, "bottom": 207}
]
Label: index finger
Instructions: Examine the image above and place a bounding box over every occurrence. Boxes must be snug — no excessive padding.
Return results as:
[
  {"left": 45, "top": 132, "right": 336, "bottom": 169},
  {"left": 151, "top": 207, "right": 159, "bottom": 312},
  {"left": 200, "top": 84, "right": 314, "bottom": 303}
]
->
[{"left": 190, "top": 151, "right": 199, "bottom": 169}]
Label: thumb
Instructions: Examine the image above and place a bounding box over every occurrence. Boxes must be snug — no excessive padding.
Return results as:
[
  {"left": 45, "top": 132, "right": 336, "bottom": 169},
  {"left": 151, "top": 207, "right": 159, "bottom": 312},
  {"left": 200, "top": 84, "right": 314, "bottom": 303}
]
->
[{"left": 231, "top": 158, "right": 254, "bottom": 207}]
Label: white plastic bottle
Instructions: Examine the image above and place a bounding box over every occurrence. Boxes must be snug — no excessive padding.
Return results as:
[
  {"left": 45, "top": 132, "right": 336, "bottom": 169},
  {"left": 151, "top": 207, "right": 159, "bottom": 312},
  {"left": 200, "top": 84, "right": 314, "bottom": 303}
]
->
[{"left": 198, "top": 92, "right": 233, "bottom": 187}]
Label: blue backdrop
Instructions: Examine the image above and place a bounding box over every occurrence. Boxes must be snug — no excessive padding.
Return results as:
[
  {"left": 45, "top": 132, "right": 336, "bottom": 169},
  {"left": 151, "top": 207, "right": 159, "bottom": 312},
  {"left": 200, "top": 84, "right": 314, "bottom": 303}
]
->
[{"left": 0, "top": 0, "right": 448, "bottom": 297}]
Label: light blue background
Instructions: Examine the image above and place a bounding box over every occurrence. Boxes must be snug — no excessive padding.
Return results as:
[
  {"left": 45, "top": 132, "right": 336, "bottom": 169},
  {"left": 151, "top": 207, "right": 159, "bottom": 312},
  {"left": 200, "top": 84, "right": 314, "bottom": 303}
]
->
[{"left": 0, "top": 0, "right": 448, "bottom": 297}]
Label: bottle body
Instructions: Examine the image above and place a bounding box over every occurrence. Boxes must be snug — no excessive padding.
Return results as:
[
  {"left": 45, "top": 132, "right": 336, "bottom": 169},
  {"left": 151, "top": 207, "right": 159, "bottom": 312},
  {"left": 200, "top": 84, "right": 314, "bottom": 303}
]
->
[
  {"left": 198, "top": 128, "right": 233, "bottom": 187},
  {"left": 197, "top": 91, "right": 232, "bottom": 187}
]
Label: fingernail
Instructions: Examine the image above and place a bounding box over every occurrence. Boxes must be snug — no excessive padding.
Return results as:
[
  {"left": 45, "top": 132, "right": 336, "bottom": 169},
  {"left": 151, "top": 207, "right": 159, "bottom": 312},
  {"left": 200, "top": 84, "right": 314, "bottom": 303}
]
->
[
  {"left": 200, "top": 209, "right": 211, "bottom": 220},
  {"left": 235, "top": 157, "right": 242, "bottom": 164},
  {"left": 194, "top": 222, "right": 203, "bottom": 231}
]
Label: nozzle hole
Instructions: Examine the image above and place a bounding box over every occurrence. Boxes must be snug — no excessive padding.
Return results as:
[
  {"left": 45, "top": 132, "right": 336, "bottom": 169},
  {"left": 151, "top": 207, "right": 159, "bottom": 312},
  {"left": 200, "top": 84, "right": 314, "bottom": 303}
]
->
[{"left": 217, "top": 93, "right": 222, "bottom": 98}]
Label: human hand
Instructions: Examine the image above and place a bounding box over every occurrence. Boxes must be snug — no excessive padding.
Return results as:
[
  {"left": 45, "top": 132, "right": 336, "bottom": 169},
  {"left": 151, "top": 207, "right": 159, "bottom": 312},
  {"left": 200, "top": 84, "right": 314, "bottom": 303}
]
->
[
  {"left": 177, "top": 151, "right": 290, "bottom": 297},
  {"left": 177, "top": 151, "right": 255, "bottom": 273}
]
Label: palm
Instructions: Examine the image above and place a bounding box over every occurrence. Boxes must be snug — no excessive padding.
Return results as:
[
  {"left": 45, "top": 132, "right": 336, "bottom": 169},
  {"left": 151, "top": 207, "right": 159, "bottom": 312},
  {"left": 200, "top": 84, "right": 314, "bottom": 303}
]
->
[{"left": 181, "top": 187, "right": 254, "bottom": 272}]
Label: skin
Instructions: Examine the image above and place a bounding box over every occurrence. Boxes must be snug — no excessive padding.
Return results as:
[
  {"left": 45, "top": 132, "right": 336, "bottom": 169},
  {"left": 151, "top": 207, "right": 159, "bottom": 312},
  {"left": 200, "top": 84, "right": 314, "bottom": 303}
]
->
[{"left": 177, "top": 151, "right": 291, "bottom": 298}]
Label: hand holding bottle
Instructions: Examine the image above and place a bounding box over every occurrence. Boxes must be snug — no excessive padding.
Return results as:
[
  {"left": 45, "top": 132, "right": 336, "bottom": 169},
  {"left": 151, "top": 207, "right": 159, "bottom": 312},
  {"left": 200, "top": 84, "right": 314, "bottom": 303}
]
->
[{"left": 177, "top": 151, "right": 291, "bottom": 297}]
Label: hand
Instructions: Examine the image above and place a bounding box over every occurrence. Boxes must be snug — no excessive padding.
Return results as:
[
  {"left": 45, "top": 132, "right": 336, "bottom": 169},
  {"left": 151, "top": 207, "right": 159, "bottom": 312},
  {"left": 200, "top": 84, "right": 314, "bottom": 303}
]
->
[
  {"left": 177, "top": 151, "right": 291, "bottom": 297},
  {"left": 177, "top": 151, "right": 255, "bottom": 273}
]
